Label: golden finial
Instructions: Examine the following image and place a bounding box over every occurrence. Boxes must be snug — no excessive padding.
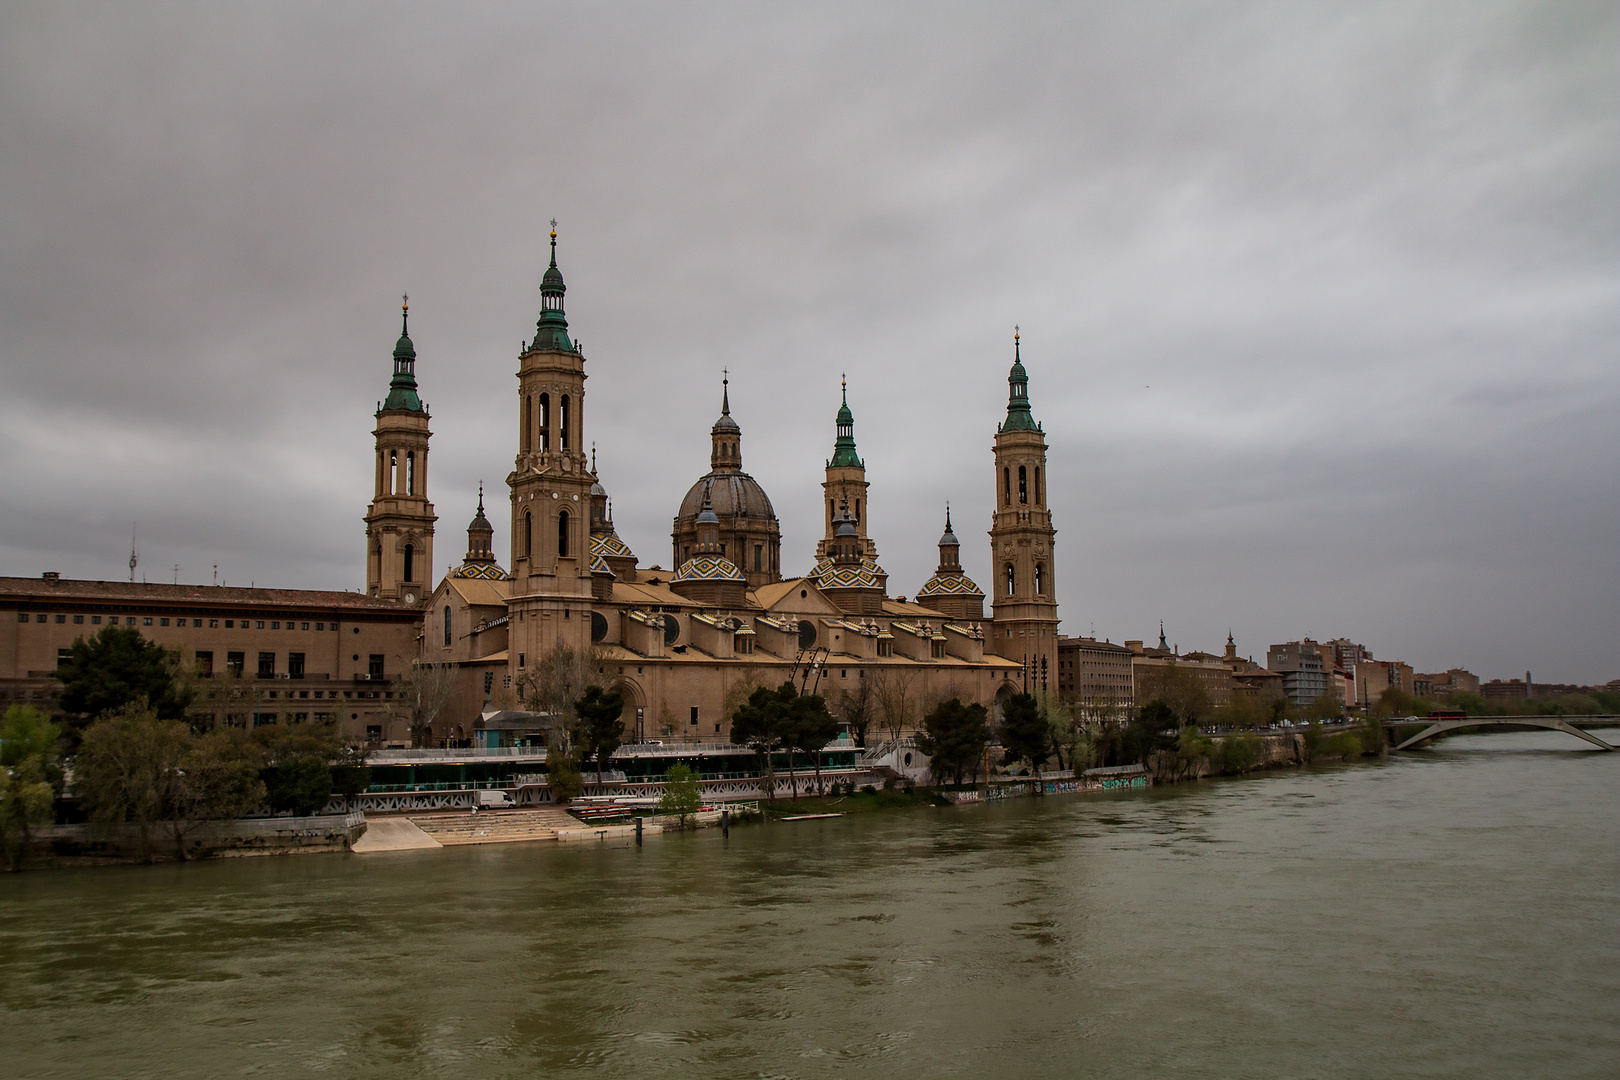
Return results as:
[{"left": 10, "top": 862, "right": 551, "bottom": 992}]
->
[
  {"left": 402, "top": 293, "right": 409, "bottom": 313},
  {"left": 549, "top": 217, "right": 558, "bottom": 240},
  {"left": 1014, "top": 324, "right": 1019, "bottom": 341}
]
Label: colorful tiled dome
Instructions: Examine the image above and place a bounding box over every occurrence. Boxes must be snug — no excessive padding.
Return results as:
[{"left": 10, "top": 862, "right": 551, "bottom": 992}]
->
[{"left": 673, "top": 554, "right": 746, "bottom": 583}]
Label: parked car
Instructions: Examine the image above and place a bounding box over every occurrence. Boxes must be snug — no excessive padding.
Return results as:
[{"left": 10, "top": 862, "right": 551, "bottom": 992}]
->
[{"left": 476, "top": 789, "right": 514, "bottom": 809}]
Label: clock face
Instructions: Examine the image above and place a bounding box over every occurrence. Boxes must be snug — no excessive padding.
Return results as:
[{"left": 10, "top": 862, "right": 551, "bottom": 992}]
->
[{"left": 404, "top": 592, "right": 417, "bottom": 604}]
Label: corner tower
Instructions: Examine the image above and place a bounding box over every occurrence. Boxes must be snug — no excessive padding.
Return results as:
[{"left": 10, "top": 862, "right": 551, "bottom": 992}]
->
[
  {"left": 365, "top": 297, "right": 436, "bottom": 603},
  {"left": 988, "top": 330, "right": 1059, "bottom": 692},
  {"left": 816, "top": 380, "right": 878, "bottom": 562},
  {"left": 506, "top": 225, "right": 594, "bottom": 672}
]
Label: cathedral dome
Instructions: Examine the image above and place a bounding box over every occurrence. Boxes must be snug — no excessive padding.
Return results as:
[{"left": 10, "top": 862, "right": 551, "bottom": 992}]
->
[{"left": 676, "top": 471, "right": 776, "bottom": 522}]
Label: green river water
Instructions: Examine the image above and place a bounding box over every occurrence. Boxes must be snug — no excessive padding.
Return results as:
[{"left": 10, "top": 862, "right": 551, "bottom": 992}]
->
[{"left": 3, "top": 730, "right": 1617, "bottom": 1078}]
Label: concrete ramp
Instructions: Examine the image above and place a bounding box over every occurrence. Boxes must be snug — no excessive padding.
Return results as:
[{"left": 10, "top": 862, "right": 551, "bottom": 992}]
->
[{"left": 351, "top": 816, "right": 443, "bottom": 853}]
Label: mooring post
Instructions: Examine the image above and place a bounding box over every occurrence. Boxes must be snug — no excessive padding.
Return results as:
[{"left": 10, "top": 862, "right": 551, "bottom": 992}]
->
[
  {"left": 635, "top": 816, "right": 643, "bottom": 846},
  {"left": 721, "top": 809, "right": 730, "bottom": 838}
]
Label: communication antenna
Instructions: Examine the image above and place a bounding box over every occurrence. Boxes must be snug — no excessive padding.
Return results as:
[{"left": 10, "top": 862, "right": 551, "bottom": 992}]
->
[
  {"left": 173, "top": 564, "right": 181, "bottom": 585},
  {"left": 129, "top": 523, "right": 138, "bottom": 582},
  {"left": 213, "top": 563, "right": 219, "bottom": 586}
]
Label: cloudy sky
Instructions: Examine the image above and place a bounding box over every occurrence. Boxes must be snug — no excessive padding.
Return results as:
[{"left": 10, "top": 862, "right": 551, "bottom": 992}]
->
[{"left": 2, "top": 2, "right": 1615, "bottom": 683}]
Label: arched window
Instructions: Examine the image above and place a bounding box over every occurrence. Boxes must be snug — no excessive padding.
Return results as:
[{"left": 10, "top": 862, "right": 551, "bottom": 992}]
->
[
  {"left": 1003, "top": 467, "right": 1010, "bottom": 506},
  {"left": 854, "top": 498, "right": 860, "bottom": 521},
  {"left": 1034, "top": 563, "right": 1044, "bottom": 595},
  {"left": 1018, "top": 465, "right": 1028, "bottom": 504},
  {"left": 443, "top": 606, "right": 452, "bottom": 647},
  {"left": 1034, "top": 465, "right": 1043, "bottom": 505},
  {"left": 539, "top": 394, "right": 551, "bottom": 451},
  {"left": 524, "top": 512, "right": 533, "bottom": 557},
  {"left": 560, "top": 395, "right": 570, "bottom": 451},
  {"left": 522, "top": 396, "right": 532, "bottom": 452},
  {"left": 403, "top": 544, "right": 415, "bottom": 582},
  {"left": 558, "top": 510, "right": 570, "bottom": 557},
  {"left": 406, "top": 451, "right": 416, "bottom": 496},
  {"left": 829, "top": 500, "right": 834, "bottom": 528},
  {"left": 1005, "top": 564, "right": 1016, "bottom": 596},
  {"left": 390, "top": 450, "right": 399, "bottom": 495}
]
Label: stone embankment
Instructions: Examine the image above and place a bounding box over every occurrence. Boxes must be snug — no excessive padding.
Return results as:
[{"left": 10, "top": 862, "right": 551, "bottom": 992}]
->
[{"left": 24, "top": 812, "right": 367, "bottom": 865}]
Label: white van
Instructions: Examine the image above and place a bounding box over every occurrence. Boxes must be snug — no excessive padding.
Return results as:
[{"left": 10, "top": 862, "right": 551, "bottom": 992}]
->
[{"left": 476, "top": 790, "right": 514, "bottom": 809}]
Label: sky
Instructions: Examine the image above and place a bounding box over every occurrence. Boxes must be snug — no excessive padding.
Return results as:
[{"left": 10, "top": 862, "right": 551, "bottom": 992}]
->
[{"left": 1, "top": 2, "right": 1615, "bottom": 684}]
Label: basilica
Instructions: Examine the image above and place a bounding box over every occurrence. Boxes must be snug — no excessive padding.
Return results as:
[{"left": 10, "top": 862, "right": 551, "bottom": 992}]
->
[{"left": 366, "top": 230, "right": 1061, "bottom": 744}]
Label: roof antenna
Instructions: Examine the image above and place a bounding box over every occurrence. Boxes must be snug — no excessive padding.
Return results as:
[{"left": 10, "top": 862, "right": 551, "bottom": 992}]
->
[{"left": 129, "top": 522, "right": 138, "bottom": 583}]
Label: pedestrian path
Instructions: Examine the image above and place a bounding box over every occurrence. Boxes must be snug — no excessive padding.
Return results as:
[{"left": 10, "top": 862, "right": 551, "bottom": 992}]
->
[
  {"left": 406, "top": 806, "right": 579, "bottom": 846},
  {"left": 351, "top": 816, "right": 443, "bottom": 853}
]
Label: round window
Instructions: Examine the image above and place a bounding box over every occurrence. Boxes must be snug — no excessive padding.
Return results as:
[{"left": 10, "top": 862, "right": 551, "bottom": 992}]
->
[
  {"left": 590, "top": 611, "right": 608, "bottom": 643},
  {"left": 903, "top": 752, "right": 913, "bottom": 767},
  {"left": 659, "top": 613, "right": 680, "bottom": 646},
  {"left": 798, "top": 620, "right": 817, "bottom": 650}
]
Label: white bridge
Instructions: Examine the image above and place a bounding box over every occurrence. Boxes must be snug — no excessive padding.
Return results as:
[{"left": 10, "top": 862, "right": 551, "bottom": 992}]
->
[{"left": 1390, "top": 715, "right": 1615, "bottom": 752}]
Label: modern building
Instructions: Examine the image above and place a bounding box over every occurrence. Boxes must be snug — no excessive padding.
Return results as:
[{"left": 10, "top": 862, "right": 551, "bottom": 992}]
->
[{"left": 1267, "top": 639, "right": 1332, "bottom": 708}]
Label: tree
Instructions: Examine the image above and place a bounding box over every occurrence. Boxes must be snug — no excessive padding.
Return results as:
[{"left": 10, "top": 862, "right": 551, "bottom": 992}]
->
[
  {"left": 784, "top": 692, "right": 841, "bottom": 797},
  {"left": 55, "top": 627, "right": 191, "bottom": 740},
  {"left": 871, "top": 669, "right": 918, "bottom": 746},
  {"left": 998, "top": 692, "right": 1050, "bottom": 778},
  {"left": 517, "top": 641, "right": 595, "bottom": 749},
  {"left": 1304, "top": 692, "right": 1345, "bottom": 722},
  {"left": 2, "top": 705, "right": 62, "bottom": 787},
  {"left": 266, "top": 755, "right": 332, "bottom": 817},
  {"left": 1217, "top": 730, "right": 1263, "bottom": 774},
  {"left": 163, "top": 729, "right": 266, "bottom": 857},
  {"left": 914, "top": 699, "right": 990, "bottom": 786},
  {"left": 1136, "top": 661, "right": 1212, "bottom": 728},
  {"left": 1, "top": 756, "right": 55, "bottom": 872},
  {"left": 1037, "top": 692, "right": 1078, "bottom": 771},
  {"left": 830, "top": 678, "right": 875, "bottom": 748},
  {"left": 73, "top": 701, "right": 192, "bottom": 862},
  {"left": 657, "top": 763, "right": 703, "bottom": 830},
  {"left": 387, "top": 659, "right": 459, "bottom": 747},
  {"left": 574, "top": 685, "right": 626, "bottom": 783},
  {"left": 0, "top": 706, "right": 61, "bottom": 870},
  {"left": 545, "top": 734, "right": 582, "bottom": 803},
  {"left": 730, "top": 682, "right": 795, "bottom": 800},
  {"left": 329, "top": 745, "right": 372, "bottom": 811}
]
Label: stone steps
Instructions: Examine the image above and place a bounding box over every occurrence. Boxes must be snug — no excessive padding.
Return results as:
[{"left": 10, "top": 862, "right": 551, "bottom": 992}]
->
[{"left": 405, "top": 807, "right": 579, "bottom": 846}]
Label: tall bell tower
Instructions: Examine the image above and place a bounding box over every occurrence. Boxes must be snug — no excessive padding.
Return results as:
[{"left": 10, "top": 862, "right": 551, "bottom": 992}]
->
[
  {"left": 988, "top": 329, "right": 1059, "bottom": 692},
  {"left": 816, "top": 379, "right": 879, "bottom": 561},
  {"left": 364, "top": 297, "right": 436, "bottom": 603},
  {"left": 506, "top": 224, "right": 595, "bottom": 674}
]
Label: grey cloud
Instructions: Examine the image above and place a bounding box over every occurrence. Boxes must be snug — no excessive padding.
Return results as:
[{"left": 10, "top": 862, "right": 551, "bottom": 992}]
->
[{"left": 1, "top": 1, "right": 1615, "bottom": 682}]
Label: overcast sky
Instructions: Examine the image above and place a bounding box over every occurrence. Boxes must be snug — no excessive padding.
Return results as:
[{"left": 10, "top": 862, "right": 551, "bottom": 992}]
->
[{"left": 1, "top": 2, "right": 1615, "bottom": 683}]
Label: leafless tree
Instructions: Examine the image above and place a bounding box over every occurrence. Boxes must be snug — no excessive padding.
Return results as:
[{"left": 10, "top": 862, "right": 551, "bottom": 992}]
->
[
  {"left": 387, "top": 658, "right": 460, "bottom": 748},
  {"left": 871, "top": 668, "right": 918, "bottom": 747},
  {"left": 515, "top": 641, "right": 597, "bottom": 751}
]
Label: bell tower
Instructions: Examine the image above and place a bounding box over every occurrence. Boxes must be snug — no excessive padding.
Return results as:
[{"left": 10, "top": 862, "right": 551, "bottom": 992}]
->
[
  {"left": 988, "top": 329, "right": 1059, "bottom": 692},
  {"left": 506, "top": 224, "right": 594, "bottom": 674},
  {"left": 816, "top": 379, "right": 879, "bottom": 561},
  {"left": 364, "top": 296, "right": 436, "bottom": 603}
]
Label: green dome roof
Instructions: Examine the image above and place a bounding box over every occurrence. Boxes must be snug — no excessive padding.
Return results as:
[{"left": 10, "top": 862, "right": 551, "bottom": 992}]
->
[
  {"left": 829, "top": 382, "right": 863, "bottom": 468},
  {"left": 1001, "top": 332, "right": 1038, "bottom": 432},
  {"left": 382, "top": 300, "right": 424, "bottom": 413}
]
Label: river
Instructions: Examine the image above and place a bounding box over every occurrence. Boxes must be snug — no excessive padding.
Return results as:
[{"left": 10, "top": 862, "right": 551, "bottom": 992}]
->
[{"left": 3, "top": 730, "right": 1616, "bottom": 1078}]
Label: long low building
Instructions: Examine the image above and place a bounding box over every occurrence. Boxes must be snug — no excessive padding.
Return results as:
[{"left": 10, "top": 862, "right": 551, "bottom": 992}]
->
[{"left": 1, "top": 574, "right": 422, "bottom": 744}]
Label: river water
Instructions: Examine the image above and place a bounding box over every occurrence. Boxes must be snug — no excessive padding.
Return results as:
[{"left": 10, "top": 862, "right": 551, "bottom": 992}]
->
[{"left": 3, "top": 730, "right": 1616, "bottom": 1078}]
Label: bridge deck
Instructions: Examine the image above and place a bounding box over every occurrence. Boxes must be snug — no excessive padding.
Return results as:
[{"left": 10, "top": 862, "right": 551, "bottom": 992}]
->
[{"left": 1391, "top": 716, "right": 1615, "bottom": 752}]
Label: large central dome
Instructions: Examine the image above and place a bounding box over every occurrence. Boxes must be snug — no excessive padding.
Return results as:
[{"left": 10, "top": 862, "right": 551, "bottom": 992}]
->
[
  {"left": 676, "top": 471, "right": 775, "bottom": 521},
  {"left": 671, "top": 381, "right": 782, "bottom": 587}
]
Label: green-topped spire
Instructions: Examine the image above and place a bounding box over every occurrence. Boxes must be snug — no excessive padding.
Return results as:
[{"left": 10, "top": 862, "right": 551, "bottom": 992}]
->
[
  {"left": 1001, "top": 326, "right": 1038, "bottom": 432},
  {"left": 531, "top": 219, "right": 574, "bottom": 353},
  {"left": 830, "top": 375, "right": 863, "bottom": 468},
  {"left": 382, "top": 294, "right": 424, "bottom": 412}
]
